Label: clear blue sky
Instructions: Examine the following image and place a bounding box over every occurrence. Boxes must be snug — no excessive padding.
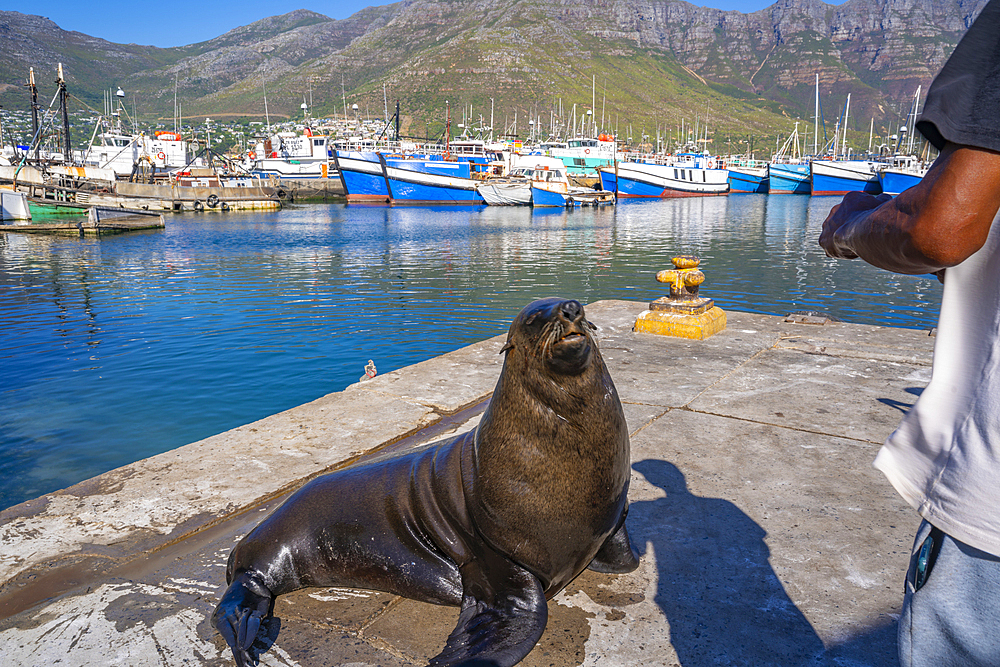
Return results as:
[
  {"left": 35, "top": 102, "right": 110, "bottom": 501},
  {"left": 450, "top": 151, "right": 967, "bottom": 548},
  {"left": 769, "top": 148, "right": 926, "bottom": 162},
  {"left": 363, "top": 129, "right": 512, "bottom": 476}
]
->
[{"left": 15, "top": 1, "right": 837, "bottom": 48}]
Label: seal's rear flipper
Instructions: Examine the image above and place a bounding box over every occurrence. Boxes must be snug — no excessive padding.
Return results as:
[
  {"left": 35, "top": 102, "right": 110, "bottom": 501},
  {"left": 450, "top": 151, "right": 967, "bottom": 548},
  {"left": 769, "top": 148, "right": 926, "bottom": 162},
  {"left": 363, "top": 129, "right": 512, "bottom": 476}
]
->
[
  {"left": 588, "top": 521, "right": 640, "bottom": 573},
  {"left": 212, "top": 570, "right": 275, "bottom": 667},
  {"left": 429, "top": 554, "right": 547, "bottom": 667}
]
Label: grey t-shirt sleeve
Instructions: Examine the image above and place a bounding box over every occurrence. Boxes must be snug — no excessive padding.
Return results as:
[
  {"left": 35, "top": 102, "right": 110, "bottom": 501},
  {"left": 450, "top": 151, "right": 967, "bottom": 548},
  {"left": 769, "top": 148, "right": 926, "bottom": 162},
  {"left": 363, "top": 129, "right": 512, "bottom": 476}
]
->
[{"left": 916, "top": 0, "right": 1000, "bottom": 153}]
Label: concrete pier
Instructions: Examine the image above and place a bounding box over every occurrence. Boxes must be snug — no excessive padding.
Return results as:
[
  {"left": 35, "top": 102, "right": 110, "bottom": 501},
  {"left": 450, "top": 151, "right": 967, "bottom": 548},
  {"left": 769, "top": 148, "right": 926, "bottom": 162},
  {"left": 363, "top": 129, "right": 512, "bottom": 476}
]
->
[{"left": 0, "top": 300, "right": 935, "bottom": 666}]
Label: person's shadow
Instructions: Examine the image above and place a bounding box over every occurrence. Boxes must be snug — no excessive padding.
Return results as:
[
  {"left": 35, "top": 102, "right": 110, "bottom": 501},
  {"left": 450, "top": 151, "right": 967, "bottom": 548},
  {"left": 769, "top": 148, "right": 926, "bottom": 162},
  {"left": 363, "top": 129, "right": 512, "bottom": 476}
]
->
[{"left": 629, "top": 459, "right": 897, "bottom": 666}]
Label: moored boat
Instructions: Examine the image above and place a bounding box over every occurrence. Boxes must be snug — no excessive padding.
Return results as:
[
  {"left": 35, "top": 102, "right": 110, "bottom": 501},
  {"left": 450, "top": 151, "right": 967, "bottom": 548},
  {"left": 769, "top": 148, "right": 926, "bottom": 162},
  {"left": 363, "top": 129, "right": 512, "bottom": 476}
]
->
[
  {"left": 598, "top": 153, "right": 728, "bottom": 198},
  {"left": 529, "top": 157, "right": 614, "bottom": 207},
  {"left": 726, "top": 158, "right": 769, "bottom": 193},
  {"left": 333, "top": 150, "right": 390, "bottom": 203},
  {"left": 877, "top": 155, "right": 929, "bottom": 196},
  {"left": 382, "top": 156, "right": 484, "bottom": 205},
  {"left": 768, "top": 162, "right": 811, "bottom": 194},
  {"left": 810, "top": 159, "right": 881, "bottom": 195}
]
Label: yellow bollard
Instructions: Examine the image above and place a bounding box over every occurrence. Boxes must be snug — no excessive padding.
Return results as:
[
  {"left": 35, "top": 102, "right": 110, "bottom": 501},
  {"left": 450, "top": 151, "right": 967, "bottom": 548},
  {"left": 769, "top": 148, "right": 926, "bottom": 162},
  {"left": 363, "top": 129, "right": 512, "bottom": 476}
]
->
[{"left": 634, "top": 255, "right": 727, "bottom": 340}]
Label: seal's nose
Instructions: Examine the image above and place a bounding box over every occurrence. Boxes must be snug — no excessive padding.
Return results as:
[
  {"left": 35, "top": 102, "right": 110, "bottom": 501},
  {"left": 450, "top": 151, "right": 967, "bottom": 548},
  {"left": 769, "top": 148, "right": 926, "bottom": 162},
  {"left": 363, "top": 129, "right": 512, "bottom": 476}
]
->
[{"left": 560, "top": 300, "right": 583, "bottom": 322}]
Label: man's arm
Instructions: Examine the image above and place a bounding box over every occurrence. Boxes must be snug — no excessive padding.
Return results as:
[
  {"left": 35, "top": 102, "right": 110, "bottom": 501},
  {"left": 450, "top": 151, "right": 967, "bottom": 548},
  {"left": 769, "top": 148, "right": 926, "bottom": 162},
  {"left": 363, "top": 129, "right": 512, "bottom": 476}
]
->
[{"left": 819, "top": 143, "right": 1000, "bottom": 274}]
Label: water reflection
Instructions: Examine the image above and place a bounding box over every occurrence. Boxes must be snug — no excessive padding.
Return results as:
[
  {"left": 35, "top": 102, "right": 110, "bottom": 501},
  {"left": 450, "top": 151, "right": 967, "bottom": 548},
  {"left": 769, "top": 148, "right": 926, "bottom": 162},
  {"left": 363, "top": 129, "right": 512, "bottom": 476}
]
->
[{"left": 0, "top": 200, "right": 942, "bottom": 509}]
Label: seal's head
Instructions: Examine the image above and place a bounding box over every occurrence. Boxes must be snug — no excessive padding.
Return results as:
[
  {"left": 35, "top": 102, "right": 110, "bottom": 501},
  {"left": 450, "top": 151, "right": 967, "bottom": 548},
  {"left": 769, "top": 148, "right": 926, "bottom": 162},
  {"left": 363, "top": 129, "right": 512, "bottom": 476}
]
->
[{"left": 501, "top": 297, "right": 597, "bottom": 375}]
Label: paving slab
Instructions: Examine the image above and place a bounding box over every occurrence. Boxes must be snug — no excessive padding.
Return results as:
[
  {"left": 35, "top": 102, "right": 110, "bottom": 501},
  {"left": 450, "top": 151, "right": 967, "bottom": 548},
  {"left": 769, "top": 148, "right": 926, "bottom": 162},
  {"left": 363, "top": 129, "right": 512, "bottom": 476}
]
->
[
  {"left": 689, "top": 348, "right": 931, "bottom": 442},
  {"left": 0, "top": 300, "right": 936, "bottom": 667}
]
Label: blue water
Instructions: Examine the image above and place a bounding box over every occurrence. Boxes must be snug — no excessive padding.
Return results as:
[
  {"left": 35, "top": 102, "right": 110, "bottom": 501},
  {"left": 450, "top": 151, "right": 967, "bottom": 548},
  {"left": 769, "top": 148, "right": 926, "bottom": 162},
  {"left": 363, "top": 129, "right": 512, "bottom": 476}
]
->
[{"left": 0, "top": 195, "right": 942, "bottom": 510}]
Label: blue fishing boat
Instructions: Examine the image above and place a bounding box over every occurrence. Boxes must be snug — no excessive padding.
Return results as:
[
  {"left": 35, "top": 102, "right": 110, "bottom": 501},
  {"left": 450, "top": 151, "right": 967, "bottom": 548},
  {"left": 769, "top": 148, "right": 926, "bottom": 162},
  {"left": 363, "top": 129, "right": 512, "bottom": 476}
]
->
[
  {"left": 768, "top": 162, "right": 811, "bottom": 194},
  {"left": 878, "top": 159, "right": 929, "bottom": 196},
  {"left": 382, "top": 157, "right": 484, "bottom": 205},
  {"left": 768, "top": 122, "right": 811, "bottom": 194},
  {"left": 726, "top": 158, "right": 769, "bottom": 193},
  {"left": 333, "top": 150, "right": 390, "bottom": 202}
]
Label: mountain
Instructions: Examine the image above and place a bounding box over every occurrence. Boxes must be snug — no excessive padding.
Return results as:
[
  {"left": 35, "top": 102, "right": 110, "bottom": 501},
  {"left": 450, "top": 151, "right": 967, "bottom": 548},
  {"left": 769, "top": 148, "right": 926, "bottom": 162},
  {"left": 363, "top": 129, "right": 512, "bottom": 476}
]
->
[{"left": 0, "top": 0, "right": 986, "bottom": 146}]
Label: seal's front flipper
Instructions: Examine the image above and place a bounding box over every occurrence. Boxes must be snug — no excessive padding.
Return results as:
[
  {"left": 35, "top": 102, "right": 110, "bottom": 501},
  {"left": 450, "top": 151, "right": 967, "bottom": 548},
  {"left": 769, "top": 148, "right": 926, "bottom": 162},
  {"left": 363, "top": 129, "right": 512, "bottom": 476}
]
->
[
  {"left": 429, "top": 553, "right": 547, "bottom": 667},
  {"left": 588, "top": 520, "right": 640, "bottom": 574},
  {"left": 212, "top": 570, "right": 275, "bottom": 667}
]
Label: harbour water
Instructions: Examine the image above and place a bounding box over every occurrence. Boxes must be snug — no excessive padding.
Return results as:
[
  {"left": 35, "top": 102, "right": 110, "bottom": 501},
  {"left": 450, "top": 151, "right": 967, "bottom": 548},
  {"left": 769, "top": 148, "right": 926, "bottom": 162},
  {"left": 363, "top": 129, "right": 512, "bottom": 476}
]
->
[{"left": 0, "top": 195, "right": 942, "bottom": 510}]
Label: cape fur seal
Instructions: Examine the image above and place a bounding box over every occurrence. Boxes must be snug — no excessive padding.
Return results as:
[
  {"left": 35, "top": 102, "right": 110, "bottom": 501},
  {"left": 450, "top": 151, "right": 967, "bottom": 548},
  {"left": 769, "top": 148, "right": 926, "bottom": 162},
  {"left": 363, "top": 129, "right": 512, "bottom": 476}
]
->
[{"left": 212, "top": 297, "right": 639, "bottom": 666}]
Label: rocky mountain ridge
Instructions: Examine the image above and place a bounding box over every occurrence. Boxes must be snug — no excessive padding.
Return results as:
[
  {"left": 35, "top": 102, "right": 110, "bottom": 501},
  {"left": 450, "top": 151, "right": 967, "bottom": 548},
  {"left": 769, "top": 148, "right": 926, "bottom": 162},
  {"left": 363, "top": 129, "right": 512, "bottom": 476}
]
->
[{"left": 0, "top": 0, "right": 986, "bottom": 141}]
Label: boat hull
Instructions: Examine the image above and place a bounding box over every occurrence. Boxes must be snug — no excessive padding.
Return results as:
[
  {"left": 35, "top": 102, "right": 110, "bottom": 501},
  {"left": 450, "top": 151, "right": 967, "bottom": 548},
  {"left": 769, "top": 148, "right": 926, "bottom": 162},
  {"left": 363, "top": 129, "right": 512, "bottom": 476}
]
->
[
  {"left": 530, "top": 184, "right": 615, "bottom": 207},
  {"left": 599, "top": 163, "right": 729, "bottom": 198},
  {"left": 728, "top": 167, "right": 769, "bottom": 193},
  {"left": 383, "top": 158, "right": 484, "bottom": 205},
  {"left": 811, "top": 160, "right": 881, "bottom": 196},
  {"left": 768, "top": 163, "right": 811, "bottom": 194},
  {"left": 334, "top": 151, "right": 390, "bottom": 202},
  {"left": 878, "top": 168, "right": 926, "bottom": 197}
]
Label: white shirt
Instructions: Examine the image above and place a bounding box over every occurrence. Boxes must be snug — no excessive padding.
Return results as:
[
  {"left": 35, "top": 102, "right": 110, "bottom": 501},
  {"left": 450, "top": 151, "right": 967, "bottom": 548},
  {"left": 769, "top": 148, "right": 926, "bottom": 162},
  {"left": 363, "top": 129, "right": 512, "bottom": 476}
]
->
[{"left": 875, "top": 208, "right": 1000, "bottom": 557}]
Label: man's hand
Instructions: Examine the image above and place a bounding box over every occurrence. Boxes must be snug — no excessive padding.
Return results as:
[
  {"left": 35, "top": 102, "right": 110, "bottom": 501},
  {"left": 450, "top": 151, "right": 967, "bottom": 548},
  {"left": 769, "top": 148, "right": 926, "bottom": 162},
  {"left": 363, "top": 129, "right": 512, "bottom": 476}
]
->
[
  {"left": 816, "top": 144, "right": 1000, "bottom": 275},
  {"left": 820, "top": 192, "right": 893, "bottom": 259}
]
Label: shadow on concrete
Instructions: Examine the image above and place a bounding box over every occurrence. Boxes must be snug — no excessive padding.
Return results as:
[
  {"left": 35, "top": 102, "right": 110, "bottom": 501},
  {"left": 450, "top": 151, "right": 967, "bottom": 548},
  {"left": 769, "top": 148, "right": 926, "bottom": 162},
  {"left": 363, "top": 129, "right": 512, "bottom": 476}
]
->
[
  {"left": 630, "top": 459, "right": 899, "bottom": 666},
  {"left": 878, "top": 386, "right": 925, "bottom": 414}
]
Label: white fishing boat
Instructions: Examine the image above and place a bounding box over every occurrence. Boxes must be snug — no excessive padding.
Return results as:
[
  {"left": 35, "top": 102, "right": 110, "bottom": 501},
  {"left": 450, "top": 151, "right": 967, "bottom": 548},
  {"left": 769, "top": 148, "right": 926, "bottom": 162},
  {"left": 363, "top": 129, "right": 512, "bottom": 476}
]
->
[
  {"left": 810, "top": 159, "right": 881, "bottom": 195},
  {"left": 251, "top": 128, "right": 333, "bottom": 179},
  {"left": 599, "top": 153, "right": 729, "bottom": 197}
]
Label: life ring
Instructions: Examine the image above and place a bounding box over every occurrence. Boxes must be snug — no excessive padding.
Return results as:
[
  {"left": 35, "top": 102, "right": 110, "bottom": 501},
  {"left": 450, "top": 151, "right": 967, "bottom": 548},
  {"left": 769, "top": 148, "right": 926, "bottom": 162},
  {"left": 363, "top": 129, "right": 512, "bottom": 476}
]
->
[
  {"left": 248, "top": 151, "right": 256, "bottom": 160},
  {"left": 193, "top": 200, "right": 204, "bottom": 212},
  {"left": 156, "top": 151, "right": 166, "bottom": 161},
  {"left": 708, "top": 159, "right": 716, "bottom": 169},
  {"left": 585, "top": 149, "right": 591, "bottom": 155},
  {"left": 207, "top": 194, "right": 219, "bottom": 208},
  {"left": 220, "top": 202, "right": 230, "bottom": 211}
]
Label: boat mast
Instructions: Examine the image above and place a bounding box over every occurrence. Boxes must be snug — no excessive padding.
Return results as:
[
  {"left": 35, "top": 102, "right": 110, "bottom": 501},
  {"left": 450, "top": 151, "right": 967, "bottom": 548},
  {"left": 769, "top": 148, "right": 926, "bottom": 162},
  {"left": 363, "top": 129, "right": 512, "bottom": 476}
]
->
[
  {"left": 57, "top": 63, "right": 71, "bottom": 162},
  {"left": 262, "top": 82, "right": 270, "bottom": 133},
  {"left": 591, "top": 74, "right": 596, "bottom": 137},
  {"left": 28, "top": 68, "right": 39, "bottom": 160},
  {"left": 813, "top": 73, "right": 819, "bottom": 156},
  {"left": 907, "top": 85, "right": 921, "bottom": 154},
  {"left": 342, "top": 74, "right": 347, "bottom": 123},
  {"left": 841, "top": 93, "right": 851, "bottom": 157}
]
